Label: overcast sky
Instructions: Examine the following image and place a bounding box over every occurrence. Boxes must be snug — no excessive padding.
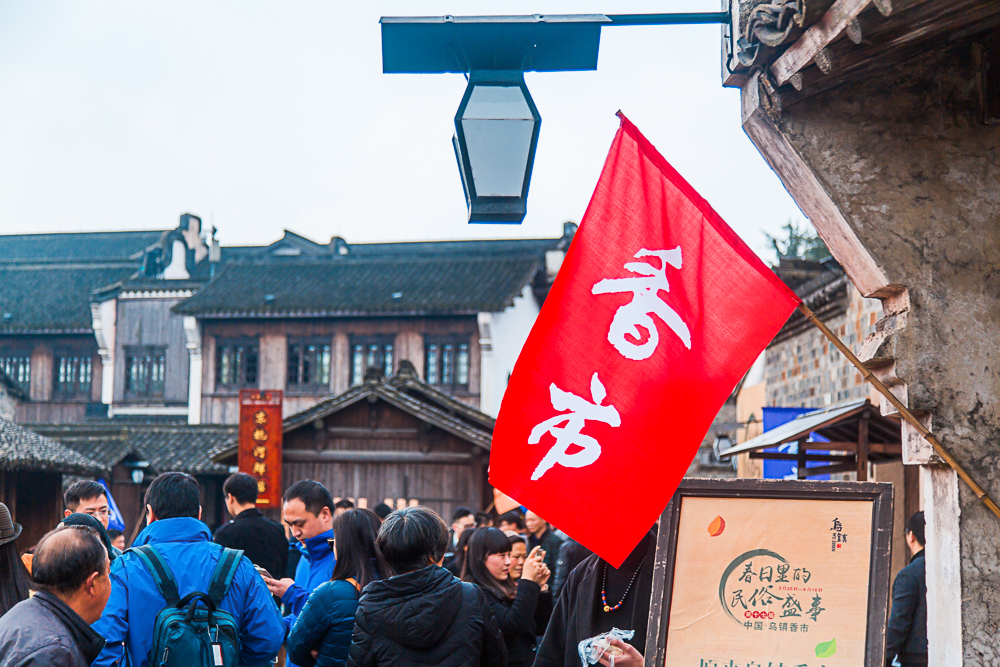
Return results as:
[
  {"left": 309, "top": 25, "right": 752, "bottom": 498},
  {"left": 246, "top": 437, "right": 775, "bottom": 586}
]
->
[{"left": 0, "top": 1, "right": 806, "bottom": 259}]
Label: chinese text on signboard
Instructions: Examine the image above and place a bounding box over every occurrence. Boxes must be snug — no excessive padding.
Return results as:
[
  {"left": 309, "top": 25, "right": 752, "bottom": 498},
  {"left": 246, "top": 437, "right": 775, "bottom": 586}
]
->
[{"left": 238, "top": 389, "right": 282, "bottom": 507}]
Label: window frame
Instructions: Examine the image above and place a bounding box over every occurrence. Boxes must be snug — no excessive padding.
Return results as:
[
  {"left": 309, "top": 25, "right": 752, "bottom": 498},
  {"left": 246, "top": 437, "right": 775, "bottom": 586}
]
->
[
  {"left": 349, "top": 336, "right": 395, "bottom": 386},
  {"left": 0, "top": 350, "right": 31, "bottom": 393},
  {"left": 424, "top": 336, "right": 472, "bottom": 392},
  {"left": 123, "top": 346, "right": 167, "bottom": 402},
  {"left": 51, "top": 350, "right": 94, "bottom": 401},
  {"left": 287, "top": 337, "right": 332, "bottom": 392},
  {"left": 214, "top": 337, "right": 260, "bottom": 391}
]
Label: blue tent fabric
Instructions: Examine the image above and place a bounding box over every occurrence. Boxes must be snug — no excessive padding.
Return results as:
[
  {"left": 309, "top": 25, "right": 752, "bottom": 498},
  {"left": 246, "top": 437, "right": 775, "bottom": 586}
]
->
[
  {"left": 98, "top": 479, "right": 126, "bottom": 532},
  {"left": 761, "top": 407, "right": 830, "bottom": 480}
]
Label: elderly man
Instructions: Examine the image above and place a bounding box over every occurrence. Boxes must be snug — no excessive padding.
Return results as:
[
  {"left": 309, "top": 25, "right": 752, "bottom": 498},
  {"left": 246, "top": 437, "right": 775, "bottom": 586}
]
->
[{"left": 0, "top": 525, "right": 112, "bottom": 666}]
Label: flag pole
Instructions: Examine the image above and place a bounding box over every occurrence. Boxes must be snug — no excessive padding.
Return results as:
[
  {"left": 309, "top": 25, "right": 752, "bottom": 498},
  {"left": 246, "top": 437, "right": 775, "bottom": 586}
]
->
[{"left": 797, "top": 302, "right": 1000, "bottom": 520}]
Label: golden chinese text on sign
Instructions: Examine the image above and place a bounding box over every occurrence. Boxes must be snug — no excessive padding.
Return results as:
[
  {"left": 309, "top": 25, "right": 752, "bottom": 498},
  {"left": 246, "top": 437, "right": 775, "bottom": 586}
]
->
[{"left": 238, "top": 390, "right": 283, "bottom": 507}]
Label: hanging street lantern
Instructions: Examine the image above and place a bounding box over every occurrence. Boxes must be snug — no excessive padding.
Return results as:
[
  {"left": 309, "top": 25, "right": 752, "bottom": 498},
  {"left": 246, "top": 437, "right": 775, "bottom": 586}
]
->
[
  {"left": 453, "top": 70, "right": 541, "bottom": 223},
  {"left": 380, "top": 12, "right": 730, "bottom": 224}
]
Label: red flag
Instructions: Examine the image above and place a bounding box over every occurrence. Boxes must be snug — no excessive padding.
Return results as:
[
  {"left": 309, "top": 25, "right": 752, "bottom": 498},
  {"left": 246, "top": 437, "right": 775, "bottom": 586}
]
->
[{"left": 489, "top": 114, "right": 801, "bottom": 566}]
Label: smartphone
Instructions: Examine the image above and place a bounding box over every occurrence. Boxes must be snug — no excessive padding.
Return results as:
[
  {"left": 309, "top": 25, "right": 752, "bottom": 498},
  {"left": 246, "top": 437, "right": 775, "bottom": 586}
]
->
[{"left": 254, "top": 564, "right": 273, "bottom": 579}]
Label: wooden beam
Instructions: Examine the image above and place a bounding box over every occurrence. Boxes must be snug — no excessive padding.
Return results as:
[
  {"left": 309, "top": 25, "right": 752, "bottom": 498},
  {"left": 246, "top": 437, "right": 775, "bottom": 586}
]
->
[
  {"left": 801, "top": 462, "right": 859, "bottom": 476},
  {"left": 857, "top": 407, "right": 870, "bottom": 481},
  {"left": 283, "top": 450, "right": 472, "bottom": 464},
  {"left": 796, "top": 438, "right": 808, "bottom": 479},
  {"left": 750, "top": 452, "right": 855, "bottom": 462},
  {"left": 771, "top": 0, "right": 875, "bottom": 86}
]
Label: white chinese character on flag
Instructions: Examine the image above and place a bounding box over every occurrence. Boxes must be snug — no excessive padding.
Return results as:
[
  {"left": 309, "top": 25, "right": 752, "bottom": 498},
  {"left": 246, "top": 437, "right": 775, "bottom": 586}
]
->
[
  {"left": 528, "top": 373, "right": 621, "bottom": 480},
  {"left": 592, "top": 247, "right": 691, "bottom": 359}
]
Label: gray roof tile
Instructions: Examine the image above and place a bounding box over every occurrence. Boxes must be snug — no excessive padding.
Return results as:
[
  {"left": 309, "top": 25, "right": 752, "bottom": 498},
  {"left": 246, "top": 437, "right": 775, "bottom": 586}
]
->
[
  {"left": 0, "top": 418, "right": 105, "bottom": 475},
  {"left": 174, "top": 256, "right": 540, "bottom": 317},
  {"left": 0, "top": 265, "right": 137, "bottom": 332}
]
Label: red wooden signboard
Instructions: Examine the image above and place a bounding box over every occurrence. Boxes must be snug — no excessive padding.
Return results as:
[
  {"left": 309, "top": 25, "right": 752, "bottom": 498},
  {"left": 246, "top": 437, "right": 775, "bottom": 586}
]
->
[{"left": 238, "top": 389, "right": 283, "bottom": 507}]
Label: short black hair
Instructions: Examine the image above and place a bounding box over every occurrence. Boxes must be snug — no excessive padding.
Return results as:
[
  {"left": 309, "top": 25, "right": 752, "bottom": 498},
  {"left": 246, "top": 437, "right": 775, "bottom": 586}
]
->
[
  {"left": 32, "top": 525, "right": 108, "bottom": 595},
  {"left": 451, "top": 506, "right": 474, "bottom": 523},
  {"left": 107, "top": 529, "right": 123, "bottom": 540},
  {"left": 145, "top": 472, "right": 200, "bottom": 520},
  {"left": 64, "top": 480, "right": 107, "bottom": 512},
  {"left": 224, "top": 473, "right": 259, "bottom": 506},
  {"left": 497, "top": 510, "right": 525, "bottom": 530},
  {"left": 377, "top": 506, "right": 449, "bottom": 575},
  {"left": 906, "top": 511, "right": 925, "bottom": 547},
  {"left": 474, "top": 512, "right": 493, "bottom": 528},
  {"left": 283, "top": 480, "right": 334, "bottom": 518},
  {"left": 372, "top": 502, "right": 392, "bottom": 520},
  {"left": 334, "top": 499, "right": 355, "bottom": 510}
]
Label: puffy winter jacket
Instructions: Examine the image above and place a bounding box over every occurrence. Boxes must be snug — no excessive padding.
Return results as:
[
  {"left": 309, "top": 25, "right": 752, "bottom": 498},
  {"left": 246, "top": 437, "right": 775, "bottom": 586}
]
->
[
  {"left": 287, "top": 579, "right": 360, "bottom": 667},
  {"left": 91, "top": 517, "right": 285, "bottom": 667},
  {"left": 346, "top": 565, "right": 507, "bottom": 667}
]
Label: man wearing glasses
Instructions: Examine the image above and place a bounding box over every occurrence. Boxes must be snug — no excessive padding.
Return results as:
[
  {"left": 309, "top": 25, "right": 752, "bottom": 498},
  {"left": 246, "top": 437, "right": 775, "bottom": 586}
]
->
[{"left": 64, "top": 480, "right": 121, "bottom": 556}]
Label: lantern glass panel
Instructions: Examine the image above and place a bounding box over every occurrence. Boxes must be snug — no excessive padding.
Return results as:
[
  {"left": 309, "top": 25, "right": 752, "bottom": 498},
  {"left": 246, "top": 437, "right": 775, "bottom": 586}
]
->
[{"left": 460, "top": 85, "right": 536, "bottom": 197}]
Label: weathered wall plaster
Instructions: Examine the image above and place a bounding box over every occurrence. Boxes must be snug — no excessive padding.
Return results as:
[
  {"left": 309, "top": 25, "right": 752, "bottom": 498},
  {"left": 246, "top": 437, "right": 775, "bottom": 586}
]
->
[{"left": 747, "top": 42, "right": 1000, "bottom": 663}]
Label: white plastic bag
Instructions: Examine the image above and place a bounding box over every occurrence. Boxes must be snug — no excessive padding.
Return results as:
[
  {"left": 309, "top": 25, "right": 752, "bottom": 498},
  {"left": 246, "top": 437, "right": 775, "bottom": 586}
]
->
[{"left": 577, "top": 627, "right": 635, "bottom": 667}]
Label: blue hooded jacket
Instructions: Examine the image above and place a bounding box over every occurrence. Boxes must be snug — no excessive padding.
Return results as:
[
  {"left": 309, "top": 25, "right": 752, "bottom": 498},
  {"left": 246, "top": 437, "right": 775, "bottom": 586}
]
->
[
  {"left": 282, "top": 530, "right": 336, "bottom": 667},
  {"left": 92, "top": 517, "right": 285, "bottom": 667}
]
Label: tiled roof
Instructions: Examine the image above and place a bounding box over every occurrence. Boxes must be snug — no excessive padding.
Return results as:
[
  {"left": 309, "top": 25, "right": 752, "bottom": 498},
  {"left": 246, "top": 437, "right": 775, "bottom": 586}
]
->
[
  {"left": 282, "top": 364, "right": 493, "bottom": 449},
  {"left": 0, "top": 231, "right": 165, "bottom": 263},
  {"left": 0, "top": 264, "right": 137, "bottom": 332},
  {"left": 173, "top": 255, "right": 540, "bottom": 317},
  {"left": 0, "top": 369, "right": 28, "bottom": 402},
  {"left": 31, "top": 424, "right": 236, "bottom": 476},
  {"left": 0, "top": 418, "right": 105, "bottom": 475}
]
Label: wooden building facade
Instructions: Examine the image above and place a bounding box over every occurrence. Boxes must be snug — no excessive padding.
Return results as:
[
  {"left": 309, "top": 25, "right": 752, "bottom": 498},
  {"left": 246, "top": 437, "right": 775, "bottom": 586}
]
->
[{"left": 216, "top": 361, "right": 495, "bottom": 520}]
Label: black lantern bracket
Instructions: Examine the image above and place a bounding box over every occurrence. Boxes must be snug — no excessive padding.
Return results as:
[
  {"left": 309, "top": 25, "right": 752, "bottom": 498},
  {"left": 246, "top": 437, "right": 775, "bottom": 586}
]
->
[{"left": 380, "top": 12, "right": 731, "bottom": 224}]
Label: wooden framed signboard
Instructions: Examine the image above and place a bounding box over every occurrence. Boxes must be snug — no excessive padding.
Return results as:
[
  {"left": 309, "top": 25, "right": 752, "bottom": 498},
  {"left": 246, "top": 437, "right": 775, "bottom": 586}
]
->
[
  {"left": 238, "top": 389, "right": 283, "bottom": 507},
  {"left": 646, "top": 479, "right": 893, "bottom": 667}
]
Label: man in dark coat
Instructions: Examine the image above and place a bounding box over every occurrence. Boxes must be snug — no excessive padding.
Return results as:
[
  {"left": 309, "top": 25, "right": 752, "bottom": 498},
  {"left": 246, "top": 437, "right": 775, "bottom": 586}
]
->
[
  {"left": 552, "top": 538, "right": 593, "bottom": 600},
  {"left": 524, "top": 511, "right": 564, "bottom": 577},
  {"left": 885, "top": 512, "right": 927, "bottom": 667},
  {"left": 347, "top": 507, "right": 506, "bottom": 667},
  {"left": 0, "top": 525, "right": 111, "bottom": 667},
  {"left": 213, "top": 472, "right": 288, "bottom": 579},
  {"left": 534, "top": 528, "right": 656, "bottom": 667}
]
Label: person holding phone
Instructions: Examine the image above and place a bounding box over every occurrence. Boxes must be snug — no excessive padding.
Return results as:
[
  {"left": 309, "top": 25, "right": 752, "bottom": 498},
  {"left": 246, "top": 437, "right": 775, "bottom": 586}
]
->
[{"left": 464, "top": 528, "right": 553, "bottom": 667}]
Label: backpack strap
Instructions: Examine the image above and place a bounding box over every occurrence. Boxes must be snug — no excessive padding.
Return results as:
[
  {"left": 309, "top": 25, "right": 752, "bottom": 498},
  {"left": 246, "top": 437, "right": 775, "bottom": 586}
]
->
[
  {"left": 208, "top": 548, "right": 244, "bottom": 607},
  {"left": 129, "top": 545, "right": 180, "bottom": 607}
]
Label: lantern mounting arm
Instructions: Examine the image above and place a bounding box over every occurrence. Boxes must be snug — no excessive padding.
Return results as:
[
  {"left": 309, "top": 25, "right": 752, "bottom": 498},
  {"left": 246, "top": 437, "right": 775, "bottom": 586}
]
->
[{"left": 604, "top": 12, "right": 730, "bottom": 26}]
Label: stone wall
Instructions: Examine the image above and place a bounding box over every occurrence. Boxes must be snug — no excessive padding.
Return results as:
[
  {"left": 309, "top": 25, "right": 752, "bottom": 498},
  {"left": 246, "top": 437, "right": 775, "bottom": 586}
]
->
[
  {"left": 751, "top": 41, "right": 1000, "bottom": 663},
  {"left": 765, "top": 288, "right": 882, "bottom": 408}
]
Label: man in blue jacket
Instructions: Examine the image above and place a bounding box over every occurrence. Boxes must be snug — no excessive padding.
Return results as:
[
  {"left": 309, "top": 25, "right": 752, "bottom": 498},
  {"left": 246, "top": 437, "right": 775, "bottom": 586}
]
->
[
  {"left": 262, "top": 480, "right": 335, "bottom": 666},
  {"left": 92, "top": 472, "right": 285, "bottom": 667}
]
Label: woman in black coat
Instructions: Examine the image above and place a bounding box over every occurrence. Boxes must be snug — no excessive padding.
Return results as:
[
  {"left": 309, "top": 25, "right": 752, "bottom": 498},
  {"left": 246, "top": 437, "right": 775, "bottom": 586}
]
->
[
  {"left": 0, "top": 503, "right": 30, "bottom": 617},
  {"left": 288, "top": 509, "right": 389, "bottom": 667},
  {"left": 465, "top": 528, "right": 553, "bottom": 667}
]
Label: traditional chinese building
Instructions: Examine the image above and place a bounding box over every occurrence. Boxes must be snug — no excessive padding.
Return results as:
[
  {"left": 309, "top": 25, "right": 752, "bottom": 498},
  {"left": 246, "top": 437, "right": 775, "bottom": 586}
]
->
[
  {"left": 0, "top": 418, "right": 104, "bottom": 549},
  {"left": 212, "top": 361, "right": 495, "bottom": 522}
]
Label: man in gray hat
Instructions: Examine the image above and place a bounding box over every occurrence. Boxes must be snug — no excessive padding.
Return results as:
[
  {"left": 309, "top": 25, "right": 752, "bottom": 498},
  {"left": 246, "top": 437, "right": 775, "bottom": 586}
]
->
[{"left": 0, "top": 524, "right": 111, "bottom": 666}]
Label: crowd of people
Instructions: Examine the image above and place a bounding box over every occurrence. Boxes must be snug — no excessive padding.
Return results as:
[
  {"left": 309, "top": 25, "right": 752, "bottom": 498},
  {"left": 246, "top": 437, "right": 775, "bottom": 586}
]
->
[{"left": 0, "top": 472, "right": 928, "bottom": 667}]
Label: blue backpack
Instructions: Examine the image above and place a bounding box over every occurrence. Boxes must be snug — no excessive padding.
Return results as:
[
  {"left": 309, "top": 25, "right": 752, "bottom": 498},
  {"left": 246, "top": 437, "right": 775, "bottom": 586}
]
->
[{"left": 130, "top": 545, "right": 244, "bottom": 667}]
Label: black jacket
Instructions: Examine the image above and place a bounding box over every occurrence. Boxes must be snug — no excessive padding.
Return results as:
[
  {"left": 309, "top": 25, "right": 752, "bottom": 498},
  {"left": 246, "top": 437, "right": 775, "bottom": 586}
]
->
[
  {"left": 213, "top": 507, "right": 288, "bottom": 579},
  {"left": 346, "top": 565, "right": 507, "bottom": 667},
  {"left": 527, "top": 529, "right": 564, "bottom": 576},
  {"left": 553, "top": 539, "right": 592, "bottom": 600},
  {"left": 885, "top": 550, "right": 927, "bottom": 666},
  {"left": 482, "top": 579, "right": 552, "bottom": 667},
  {"left": 534, "top": 531, "right": 656, "bottom": 667},
  {"left": 0, "top": 590, "right": 106, "bottom": 667}
]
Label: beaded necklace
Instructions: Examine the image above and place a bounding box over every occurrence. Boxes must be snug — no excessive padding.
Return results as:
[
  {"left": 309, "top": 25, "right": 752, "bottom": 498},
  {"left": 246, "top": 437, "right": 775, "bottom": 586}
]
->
[{"left": 601, "top": 555, "right": 646, "bottom": 612}]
